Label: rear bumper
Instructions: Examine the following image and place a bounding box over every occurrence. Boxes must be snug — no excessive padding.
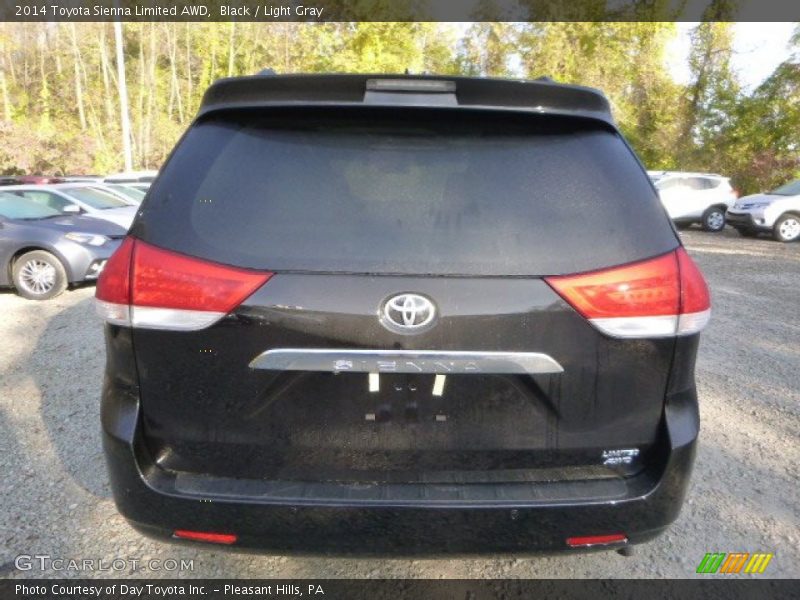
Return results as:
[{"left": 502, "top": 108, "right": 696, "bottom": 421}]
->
[{"left": 102, "top": 371, "right": 699, "bottom": 555}]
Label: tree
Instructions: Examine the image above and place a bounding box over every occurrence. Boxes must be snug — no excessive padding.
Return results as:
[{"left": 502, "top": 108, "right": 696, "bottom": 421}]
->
[
  {"left": 0, "top": 20, "right": 795, "bottom": 193},
  {"left": 516, "top": 23, "right": 685, "bottom": 166},
  {"left": 678, "top": 22, "right": 739, "bottom": 167},
  {"left": 114, "top": 21, "right": 133, "bottom": 172},
  {"left": 712, "top": 34, "right": 800, "bottom": 193},
  {"left": 455, "top": 23, "right": 518, "bottom": 76}
]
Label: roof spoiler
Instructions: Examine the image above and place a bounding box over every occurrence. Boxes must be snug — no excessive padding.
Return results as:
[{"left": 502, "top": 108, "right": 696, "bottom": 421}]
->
[{"left": 197, "top": 74, "right": 614, "bottom": 125}]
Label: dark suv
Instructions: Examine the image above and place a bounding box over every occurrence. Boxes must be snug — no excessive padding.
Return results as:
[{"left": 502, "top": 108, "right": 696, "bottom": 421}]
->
[{"left": 96, "top": 74, "right": 709, "bottom": 555}]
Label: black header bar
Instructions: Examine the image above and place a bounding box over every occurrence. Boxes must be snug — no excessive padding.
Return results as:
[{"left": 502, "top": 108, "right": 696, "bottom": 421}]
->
[
  {"left": 4, "top": 0, "right": 800, "bottom": 22},
  {"left": 3, "top": 579, "right": 799, "bottom": 600}
]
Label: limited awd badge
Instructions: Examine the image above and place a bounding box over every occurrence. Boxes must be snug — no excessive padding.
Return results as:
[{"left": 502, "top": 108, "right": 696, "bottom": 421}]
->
[{"left": 380, "top": 293, "right": 437, "bottom": 334}]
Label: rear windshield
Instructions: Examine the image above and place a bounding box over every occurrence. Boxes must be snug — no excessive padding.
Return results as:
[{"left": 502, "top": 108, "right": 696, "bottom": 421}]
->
[{"left": 136, "top": 109, "right": 677, "bottom": 276}]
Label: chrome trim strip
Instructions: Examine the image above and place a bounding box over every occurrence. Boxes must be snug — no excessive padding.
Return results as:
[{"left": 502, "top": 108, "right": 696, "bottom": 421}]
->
[{"left": 249, "top": 349, "right": 564, "bottom": 375}]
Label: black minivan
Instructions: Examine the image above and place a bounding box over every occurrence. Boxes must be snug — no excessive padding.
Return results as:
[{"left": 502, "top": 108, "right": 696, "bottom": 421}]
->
[{"left": 96, "top": 74, "right": 710, "bottom": 554}]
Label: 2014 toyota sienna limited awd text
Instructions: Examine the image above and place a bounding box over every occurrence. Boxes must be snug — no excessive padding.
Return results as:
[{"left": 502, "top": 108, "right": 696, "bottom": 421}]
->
[{"left": 95, "top": 74, "right": 710, "bottom": 555}]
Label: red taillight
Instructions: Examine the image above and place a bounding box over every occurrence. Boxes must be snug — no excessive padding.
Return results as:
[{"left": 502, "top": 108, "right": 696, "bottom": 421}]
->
[
  {"left": 173, "top": 530, "right": 237, "bottom": 545},
  {"left": 96, "top": 237, "right": 134, "bottom": 305},
  {"left": 95, "top": 237, "right": 272, "bottom": 330},
  {"left": 675, "top": 247, "right": 711, "bottom": 335},
  {"left": 676, "top": 247, "right": 710, "bottom": 314},
  {"left": 131, "top": 240, "right": 271, "bottom": 313},
  {"left": 566, "top": 533, "right": 627, "bottom": 548},
  {"left": 545, "top": 248, "right": 710, "bottom": 338},
  {"left": 546, "top": 252, "right": 680, "bottom": 319}
]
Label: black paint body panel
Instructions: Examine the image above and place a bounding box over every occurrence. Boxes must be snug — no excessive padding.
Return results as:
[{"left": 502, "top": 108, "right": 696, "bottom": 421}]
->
[
  {"left": 132, "top": 275, "right": 672, "bottom": 482},
  {"left": 101, "top": 280, "right": 700, "bottom": 554},
  {"left": 102, "top": 323, "right": 699, "bottom": 554}
]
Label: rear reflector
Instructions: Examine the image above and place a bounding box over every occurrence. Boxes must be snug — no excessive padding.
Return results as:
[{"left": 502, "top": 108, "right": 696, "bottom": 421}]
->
[
  {"left": 545, "top": 247, "right": 710, "bottom": 338},
  {"left": 173, "top": 530, "right": 237, "bottom": 545},
  {"left": 95, "top": 237, "right": 272, "bottom": 330},
  {"left": 566, "top": 533, "right": 628, "bottom": 548}
]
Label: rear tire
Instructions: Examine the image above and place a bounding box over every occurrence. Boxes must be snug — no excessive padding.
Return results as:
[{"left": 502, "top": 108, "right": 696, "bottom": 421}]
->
[
  {"left": 12, "top": 250, "right": 68, "bottom": 300},
  {"left": 773, "top": 214, "right": 800, "bottom": 242},
  {"left": 701, "top": 207, "right": 726, "bottom": 232}
]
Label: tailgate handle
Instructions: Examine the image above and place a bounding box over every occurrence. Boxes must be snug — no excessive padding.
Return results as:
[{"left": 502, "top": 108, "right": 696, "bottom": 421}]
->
[{"left": 249, "top": 349, "right": 563, "bottom": 375}]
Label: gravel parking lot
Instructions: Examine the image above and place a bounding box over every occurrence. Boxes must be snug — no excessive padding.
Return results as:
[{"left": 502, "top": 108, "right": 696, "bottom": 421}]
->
[{"left": 1, "top": 229, "right": 798, "bottom": 579}]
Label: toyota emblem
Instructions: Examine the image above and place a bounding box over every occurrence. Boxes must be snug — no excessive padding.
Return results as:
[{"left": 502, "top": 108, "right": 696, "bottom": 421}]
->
[{"left": 381, "top": 293, "right": 437, "bottom": 333}]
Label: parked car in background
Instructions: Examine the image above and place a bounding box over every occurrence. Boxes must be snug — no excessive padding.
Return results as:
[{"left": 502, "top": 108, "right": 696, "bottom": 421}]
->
[
  {"left": 0, "top": 183, "right": 137, "bottom": 230},
  {"left": 62, "top": 175, "right": 103, "bottom": 183},
  {"left": 103, "top": 170, "right": 158, "bottom": 184},
  {"left": 97, "top": 74, "right": 710, "bottom": 555},
  {"left": 0, "top": 176, "right": 65, "bottom": 186},
  {"left": 77, "top": 184, "right": 140, "bottom": 206},
  {"left": 648, "top": 171, "right": 738, "bottom": 232},
  {"left": 100, "top": 183, "right": 147, "bottom": 204},
  {"left": 1, "top": 173, "right": 154, "bottom": 190},
  {"left": 726, "top": 179, "right": 800, "bottom": 242},
  {"left": 0, "top": 193, "right": 124, "bottom": 299},
  {"left": 124, "top": 183, "right": 151, "bottom": 193}
]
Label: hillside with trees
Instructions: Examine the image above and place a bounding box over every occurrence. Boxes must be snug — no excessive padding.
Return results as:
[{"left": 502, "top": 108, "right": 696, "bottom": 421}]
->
[{"left": 0, "top": 22, "right": 797, "bottom": 193}]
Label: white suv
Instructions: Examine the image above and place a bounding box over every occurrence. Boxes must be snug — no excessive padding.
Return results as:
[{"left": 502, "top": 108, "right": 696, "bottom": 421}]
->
[
  {"left": 648, "top": 171, "right": 738, "bottom": 232},
  {"left": 726, "top": 179, "right": 800, "bottom": 242}
]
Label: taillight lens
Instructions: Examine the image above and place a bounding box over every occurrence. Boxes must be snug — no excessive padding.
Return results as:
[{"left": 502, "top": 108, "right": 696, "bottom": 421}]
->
[
  {"left": 545, "top": 248, "right": 710, "bottom": 338},
  {"left": 95, "top": 237, "right": 272, "bottom": 330},
  {"left": 95, "top": 237, "right": 134, "bottom": 326},
  {"left": 676, "top": 247, "right": 711, "bottom": 335}
]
